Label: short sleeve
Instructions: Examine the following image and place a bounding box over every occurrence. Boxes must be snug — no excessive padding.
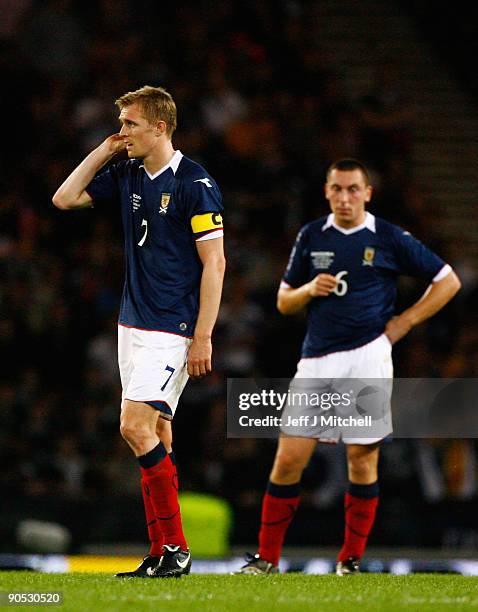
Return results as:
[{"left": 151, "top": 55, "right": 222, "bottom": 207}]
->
[
  {"left": 282, "top": 227, "right": 309, "bottom": 288},
  {"left": 191, "top": 212, "right": 224, "bottom": 241},
  {"left": 183, "top": 176, "right": 224, "bottom": 241},
  {"left": 393, "top": 227, "right": 446, "bottom": 281},
  {"left": 85, "top": 164, "right": 120, "bottom": 204}
]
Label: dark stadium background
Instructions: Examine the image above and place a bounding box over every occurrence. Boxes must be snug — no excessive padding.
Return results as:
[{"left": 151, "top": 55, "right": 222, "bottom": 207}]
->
[{"left": 1, "top": 0, "right": 477, "bottom": 556}]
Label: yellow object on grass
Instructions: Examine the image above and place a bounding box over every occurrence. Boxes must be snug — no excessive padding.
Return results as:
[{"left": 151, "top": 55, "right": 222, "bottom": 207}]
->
[{"left": 68, "top": 556, "right": 141, "bottom": 572}]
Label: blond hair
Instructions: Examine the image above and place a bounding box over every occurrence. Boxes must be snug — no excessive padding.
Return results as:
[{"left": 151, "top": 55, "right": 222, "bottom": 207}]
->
[{"left": 115, "top": 85, "right": 177, "bottom": 137}]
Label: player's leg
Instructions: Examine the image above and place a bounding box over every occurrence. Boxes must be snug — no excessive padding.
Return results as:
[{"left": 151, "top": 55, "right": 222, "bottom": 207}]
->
[
  {"left": 116, "top": 327, "right": 191, "bottom": 578},
  {"left": 157, "top": 416, "right": 172, "bottom": 452},
  {"left": 120, "top": 398, "right": 161, "bottom": 456},
  {"left": 238, "top": 435, "right": 317, "bottom": 574},
  {"left": 335, "top": 334, "right": 392, "bottom": 574},
  {"left": 336, "top": 442, "right": 380, "bottom": 575},
  {"left": 134, "top": 417, "right": 173, "bottom": 565},
  {"left": 115, "top": 399, "right": 166, "bottom": 576},
  {"left": 152, "top": 417, "right": 187, "bottom": 571},
  {"left": 119, "top": 400, "right": 189, "bottom": 577}
]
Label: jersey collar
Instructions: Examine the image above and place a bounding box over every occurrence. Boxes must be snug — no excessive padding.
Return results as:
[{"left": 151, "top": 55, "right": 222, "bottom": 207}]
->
[
  {"left": 322, "top": 211, "right": 376, "bottom": 235},
  {"left": 140, "top": 150, "right": 183, "bottom": 180}
]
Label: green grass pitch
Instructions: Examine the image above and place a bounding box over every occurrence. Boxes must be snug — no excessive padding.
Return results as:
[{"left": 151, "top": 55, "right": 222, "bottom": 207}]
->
[{"left": 1, "top": 572, "right": 478, "bottom": 611}]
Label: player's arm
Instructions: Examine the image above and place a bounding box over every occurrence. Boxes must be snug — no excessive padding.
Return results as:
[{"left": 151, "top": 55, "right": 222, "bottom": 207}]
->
[
  {"left": 277, "top": 274, "right": 337, "bottom": 315},
  {"left": 52, "top": 134, "right": 126, "bottom": 210},
  {"left": 188, "top": 237, "right": 226, "bottom": 379},
  {"left": 385, "top": 269, "right": 461, "bottom": 344}
]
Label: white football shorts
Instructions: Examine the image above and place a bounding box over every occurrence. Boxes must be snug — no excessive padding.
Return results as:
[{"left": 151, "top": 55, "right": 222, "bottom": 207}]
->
[
  {"left": 118, "top": 324, "right": 192, "bottom": 420},
  {"left": 281, "top": 333, "right": 394, "bottom": 445}
]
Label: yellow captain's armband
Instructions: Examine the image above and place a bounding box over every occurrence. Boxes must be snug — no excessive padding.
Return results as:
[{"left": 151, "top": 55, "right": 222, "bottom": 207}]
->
[{"left": 191, "top": 212, "right": 223, "bottom": 234}]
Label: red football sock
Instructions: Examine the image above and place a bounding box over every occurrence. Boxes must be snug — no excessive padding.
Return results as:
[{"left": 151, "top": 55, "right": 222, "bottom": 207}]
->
[
  {"left": 258, "top": 482, "right": 300, "bottom": 566},
  {"left": 141, "top": 477, "right": 164, "bottom": 556},
  {"left": 140, "top": 454, "right": 187, "bottom": 551},
  {"left": 338, "top": 491, "right": 379, "bottom": 561}
]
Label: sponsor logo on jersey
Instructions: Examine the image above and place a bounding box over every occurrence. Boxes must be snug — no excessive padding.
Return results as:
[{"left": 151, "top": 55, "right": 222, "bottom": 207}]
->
[
  {"left": 311, "top": 251, "right": 334, "bottom": 269},
  {"left": 159, "top": 193, "right": 171, "bottom": 214},
  {"left": 131, "top": 193, "right": 142, "bottom": 211},
  {"left": 362, "top": 246, "right": 375, "bottom": 266},
  {"left": 191, "top": 212, "right": 223, "bottom": 234},
  {"left": 194, "top": 177, "right": 213, "bottom": 188}
]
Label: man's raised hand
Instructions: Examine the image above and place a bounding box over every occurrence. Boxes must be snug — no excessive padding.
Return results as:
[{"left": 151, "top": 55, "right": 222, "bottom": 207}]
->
[{"left": 102, "top": 134, "right": 127, "bottom": 156}]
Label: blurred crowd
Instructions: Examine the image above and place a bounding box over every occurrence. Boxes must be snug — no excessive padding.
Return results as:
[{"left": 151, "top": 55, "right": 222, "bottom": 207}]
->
[{"left": 1, "top": 0, "right": 478, "bottom": 552}]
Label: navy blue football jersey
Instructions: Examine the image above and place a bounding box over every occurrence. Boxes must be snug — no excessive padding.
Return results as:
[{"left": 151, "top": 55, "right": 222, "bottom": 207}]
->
[
  {"left": 86, "top": 151, "right": 223, "bottom": 336},
  {"left": 283, "top": 212, "right": 447, "bottom": 357}
]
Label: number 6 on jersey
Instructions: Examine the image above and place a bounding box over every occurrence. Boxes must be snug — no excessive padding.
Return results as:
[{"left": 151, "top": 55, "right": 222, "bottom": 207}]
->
[{"left": 333, "top": 270, "right": 348, "bottom": 297}]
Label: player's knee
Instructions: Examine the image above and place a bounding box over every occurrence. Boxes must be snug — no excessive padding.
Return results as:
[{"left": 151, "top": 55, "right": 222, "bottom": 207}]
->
[
  {"left": 272, "top": 451, "right": 305, "bottom": 481},
  {"left": 119, "top": 420, "right": 136, "bottom": 443},
  {"left": 120, "top": 420, "right": 153, "bottom": 447},
  {"left": 347, "top": 453, "right": 376, "bottom": 480}
]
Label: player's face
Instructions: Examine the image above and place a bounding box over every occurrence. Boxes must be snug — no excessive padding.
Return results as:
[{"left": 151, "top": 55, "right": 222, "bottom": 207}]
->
[
  {"left": 118, "top": 103, "right": 161, "bottom": 159},
  {"left": 325, "top": 169, "right": 372, "bottom": 228}
]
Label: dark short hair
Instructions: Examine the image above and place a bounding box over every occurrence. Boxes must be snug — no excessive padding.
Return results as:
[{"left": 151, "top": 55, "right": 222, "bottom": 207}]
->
[{"left": 326, "top": 158, "right": 371, "bottom": 185}]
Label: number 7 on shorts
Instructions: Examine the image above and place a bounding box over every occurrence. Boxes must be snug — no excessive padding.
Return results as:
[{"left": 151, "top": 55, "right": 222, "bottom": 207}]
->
[{"left": 160, "top": 365, "right": 176, "bottom": 391}]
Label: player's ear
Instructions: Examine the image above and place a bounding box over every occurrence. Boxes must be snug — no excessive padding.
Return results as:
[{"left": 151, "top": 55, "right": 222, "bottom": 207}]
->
[
  {"left": 364, "top": 185, "right": 373, "bottom": 203},
  {"left": 155, "top": 120, "right": 167, "bottom": 136}
]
